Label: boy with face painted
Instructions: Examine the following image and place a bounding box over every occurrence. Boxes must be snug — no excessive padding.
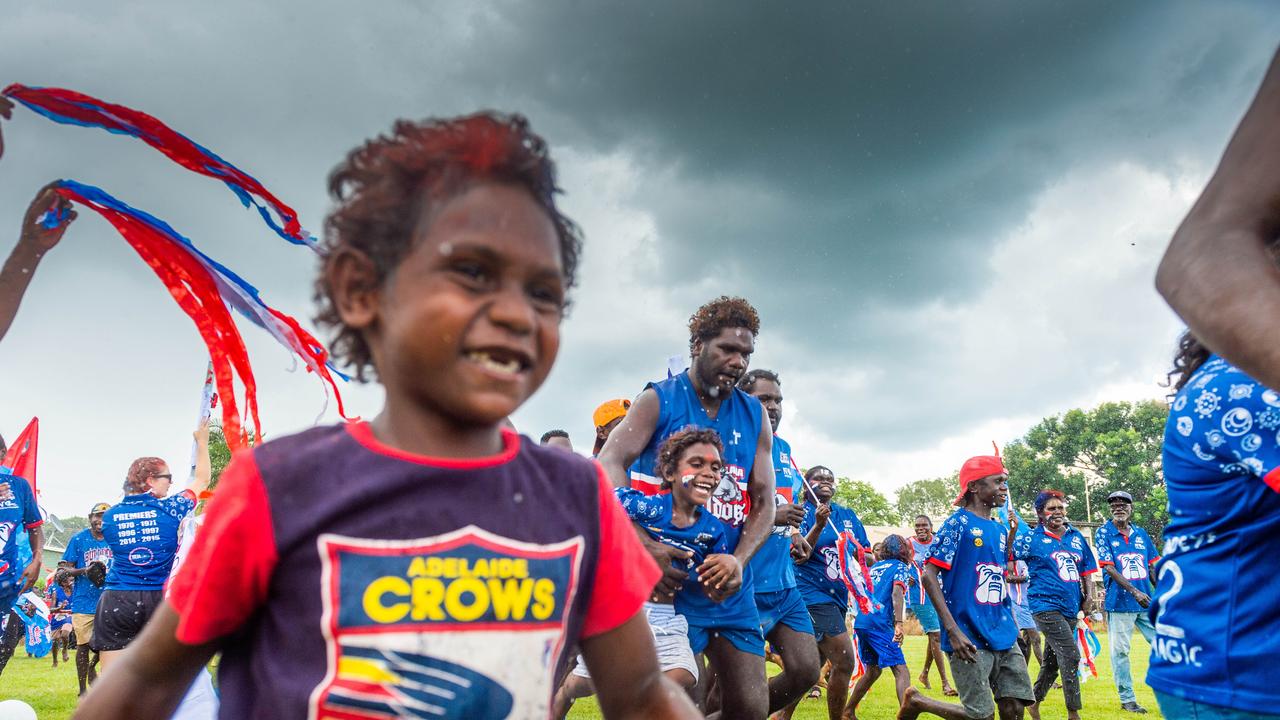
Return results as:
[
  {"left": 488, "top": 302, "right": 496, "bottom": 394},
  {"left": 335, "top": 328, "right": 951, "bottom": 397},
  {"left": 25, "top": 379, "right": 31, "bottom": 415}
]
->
[
  {"left": 922, "top": 455, "right": 1035, "bottom": 720},
  {"left": 737, "top": 369, "right": 821, "bottom": 713},
  {"left": 73, "top": 114, "right": 699, "bottom": 720},
  {"left": 1092, "top": 491, "right": 1158, "bottom": 714}
]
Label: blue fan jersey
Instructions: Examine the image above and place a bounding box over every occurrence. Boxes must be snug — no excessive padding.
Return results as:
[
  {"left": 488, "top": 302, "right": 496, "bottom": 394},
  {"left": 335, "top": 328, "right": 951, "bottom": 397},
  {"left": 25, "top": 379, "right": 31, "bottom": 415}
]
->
[
  {"left": 102, "top": 491, "right": 195, "bottom": 591},
  {"left": 1153, "top": 355, "right": 1280, "bottom": 714},
  {"left": 61, "top": 529, "right": 113, "bottom": 614},
  {"left": 614, "top": 488, "right": 759, "bottom": 629},
  {"left": 749, "top": 434, "right": 802, "bottom": 593},
  {"left": 1092, "top": 522, "right": 1158, "bottom": 613},
  {"left": 856, "top": 559, "right": 911, "bottom": 633},
  {"left": 926, "top": 508, "right": 1017, "bottom": 653},
  {"left": 1012, "top": 523, "right": 1096, "bottom": 617},
  {"left": 796, "top": 501, "right": 869, "bottom": 612},
  {"left": 0, "top": 472, "right": 41, "bottom": 605}
]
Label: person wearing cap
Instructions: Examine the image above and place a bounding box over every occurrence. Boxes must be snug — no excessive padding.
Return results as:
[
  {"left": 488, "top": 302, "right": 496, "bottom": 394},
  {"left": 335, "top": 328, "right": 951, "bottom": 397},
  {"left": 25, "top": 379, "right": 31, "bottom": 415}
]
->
[
  {"left": 592, "top": 398, "right": 630, "bottom": 457},
  {"left": 921, "top": 455, "right": 1034, "bottom": 720},
  {"left": 1013, "top": 490, "right": 1098, "bottom": 720},
  {"left": 1092, "top": 491, "right": 1159, "bottom": 714},
  {"left": 61, "top": 501, "right": 114, "bottom": 695}
]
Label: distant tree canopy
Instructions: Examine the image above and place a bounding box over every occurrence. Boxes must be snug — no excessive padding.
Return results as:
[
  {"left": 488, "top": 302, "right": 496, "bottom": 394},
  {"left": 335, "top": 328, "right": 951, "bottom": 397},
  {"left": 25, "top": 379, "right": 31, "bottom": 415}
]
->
[
  {"left": 1001, "top": 400, "right": 1168, "bottom": 542},
  {"left": 895, "top": 475, "right": 957, "bottom": 521},
  {"left": 831, "top": 478, "right": 901, "bottom": 526}
]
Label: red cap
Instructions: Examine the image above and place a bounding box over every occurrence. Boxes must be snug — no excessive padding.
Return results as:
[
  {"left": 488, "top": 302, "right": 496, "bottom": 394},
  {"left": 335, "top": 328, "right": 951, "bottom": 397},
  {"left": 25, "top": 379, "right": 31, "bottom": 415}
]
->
[{"left": 954, "top": 455, "right": 1007, "bottom": 505}]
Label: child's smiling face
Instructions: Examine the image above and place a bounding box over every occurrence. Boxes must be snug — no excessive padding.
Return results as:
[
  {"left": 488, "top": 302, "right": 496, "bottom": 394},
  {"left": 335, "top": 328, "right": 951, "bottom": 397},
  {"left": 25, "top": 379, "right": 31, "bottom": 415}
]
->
[{"left": 340, "top": 182, "right": 566, "bottom": 426}]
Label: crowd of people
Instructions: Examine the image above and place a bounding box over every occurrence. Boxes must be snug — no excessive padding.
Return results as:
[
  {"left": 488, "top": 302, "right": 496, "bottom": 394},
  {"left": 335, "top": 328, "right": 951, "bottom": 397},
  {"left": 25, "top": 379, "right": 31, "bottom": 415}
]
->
[{"left": 0, "top": 47, "right": 1276, "bottom": 720}]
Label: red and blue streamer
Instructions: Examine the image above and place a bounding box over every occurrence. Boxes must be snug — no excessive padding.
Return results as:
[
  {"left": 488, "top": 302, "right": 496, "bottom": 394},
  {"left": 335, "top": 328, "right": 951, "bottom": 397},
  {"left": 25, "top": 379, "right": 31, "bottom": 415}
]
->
[
  {"left": 3, "top": 84, "right": 318, "bottom": 252},
  {"left": 835, "top": 530, "right": 879, "bottom": 615},
  {"left": 48, "top": 180, "right": 351, "bottom": 449}
]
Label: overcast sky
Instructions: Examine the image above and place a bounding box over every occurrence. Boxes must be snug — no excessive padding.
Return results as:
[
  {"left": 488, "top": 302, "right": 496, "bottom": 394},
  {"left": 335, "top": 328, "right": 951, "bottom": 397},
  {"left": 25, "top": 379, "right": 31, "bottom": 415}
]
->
[{"left": 2, "top": 2, "right": 1277, "bottom": 519}]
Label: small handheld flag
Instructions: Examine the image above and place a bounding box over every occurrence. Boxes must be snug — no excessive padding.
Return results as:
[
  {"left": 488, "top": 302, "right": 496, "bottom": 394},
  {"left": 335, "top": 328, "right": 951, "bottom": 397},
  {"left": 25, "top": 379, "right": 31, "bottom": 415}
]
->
[{"left": 835, "top": 530, "right": 879, "bottom": 615}]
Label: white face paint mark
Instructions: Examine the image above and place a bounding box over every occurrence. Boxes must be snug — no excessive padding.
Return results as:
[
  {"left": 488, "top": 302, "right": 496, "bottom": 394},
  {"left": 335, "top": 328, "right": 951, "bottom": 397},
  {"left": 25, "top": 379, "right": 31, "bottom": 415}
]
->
[
  {"left": 438, "top": 241, "right": 454, "bottom": 255},
  {"left": 708, "top": 386, "right": 720, "bottom": 397},
  {"left": 680, "top": 474, "right": 696, "bottom": 487}
]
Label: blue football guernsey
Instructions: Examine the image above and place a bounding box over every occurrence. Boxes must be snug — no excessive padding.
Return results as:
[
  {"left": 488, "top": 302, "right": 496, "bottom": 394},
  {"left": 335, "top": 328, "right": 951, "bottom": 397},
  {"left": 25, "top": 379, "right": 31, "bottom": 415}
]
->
[
  {"left": 856, "top": 559, "right": 911, "bottom": 633},
  {"left": 61, "top": 528, "right": 114, "bottom": 614},
  {"left": 614, "top": 488, "right": 759, "bottom": 629},
  {"left": 795, "top": 501, "right": 869, "bottom": 612},
  {"left": 1013, "top": 523, "right": 1096, "bottom": 617},
  {"left": 749, "top": 434, "right": 802, "bottom": 593},
  {"left": 926, "top": 508, "right": 1018, "bottom": 653},
  {"left": 1092, "top": 521, "right": 1158, "bottom": 613},
  {"left": 0, "top": 472, "right": 42, "bottom": 605},
  {"left": 102, "top": 491, "right": 195, "bottom": 591},
  {"left": 1154, "top": 355, "right": 1280, "bottom": 713}
]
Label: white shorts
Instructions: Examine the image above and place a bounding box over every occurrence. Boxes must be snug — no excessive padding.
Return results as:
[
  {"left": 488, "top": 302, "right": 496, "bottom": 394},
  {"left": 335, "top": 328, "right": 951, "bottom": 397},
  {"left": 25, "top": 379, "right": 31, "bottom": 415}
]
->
[{"left": 572, "top": 603, "right": 698, "bottom": 681}]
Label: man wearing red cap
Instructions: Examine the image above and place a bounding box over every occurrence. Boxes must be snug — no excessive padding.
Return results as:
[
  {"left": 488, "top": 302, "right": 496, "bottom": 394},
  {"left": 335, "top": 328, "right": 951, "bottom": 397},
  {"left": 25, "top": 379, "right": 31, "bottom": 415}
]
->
[{"left": 920, "top": 456, "right": 1035, "bottom": 720}]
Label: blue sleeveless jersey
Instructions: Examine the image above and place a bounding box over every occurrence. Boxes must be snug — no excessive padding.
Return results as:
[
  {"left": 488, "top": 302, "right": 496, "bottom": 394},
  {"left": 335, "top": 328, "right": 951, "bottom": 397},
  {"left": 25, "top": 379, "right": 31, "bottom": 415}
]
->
[
  {"left": 749, "top": 434, "right": 802, "bottom": 593},
  {"left": 1153, "top": 355, "right": 1280, "bottom": 714},
  {"left": 629, "top": 371, "right": 763, "bottom": 596}
]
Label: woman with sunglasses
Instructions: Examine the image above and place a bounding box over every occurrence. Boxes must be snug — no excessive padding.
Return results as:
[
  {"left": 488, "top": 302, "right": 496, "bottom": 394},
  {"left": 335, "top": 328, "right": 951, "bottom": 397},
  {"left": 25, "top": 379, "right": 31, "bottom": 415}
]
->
[{"left": 94, "top": 421, "right": 212, "bottom": 670}]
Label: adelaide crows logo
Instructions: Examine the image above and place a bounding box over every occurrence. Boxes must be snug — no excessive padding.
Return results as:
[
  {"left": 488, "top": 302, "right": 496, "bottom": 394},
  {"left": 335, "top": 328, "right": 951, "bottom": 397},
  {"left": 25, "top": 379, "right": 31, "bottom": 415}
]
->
[{"left": 310, "top": 527, "right": 584, "bottom": 719}]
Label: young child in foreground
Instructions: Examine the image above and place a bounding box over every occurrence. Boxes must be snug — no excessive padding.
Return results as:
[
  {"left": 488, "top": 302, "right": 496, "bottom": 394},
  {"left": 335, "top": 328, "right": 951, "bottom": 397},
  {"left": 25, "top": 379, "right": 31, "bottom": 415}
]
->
[{"left": 74, "top": 113, "right": 700, "bottom": 720}]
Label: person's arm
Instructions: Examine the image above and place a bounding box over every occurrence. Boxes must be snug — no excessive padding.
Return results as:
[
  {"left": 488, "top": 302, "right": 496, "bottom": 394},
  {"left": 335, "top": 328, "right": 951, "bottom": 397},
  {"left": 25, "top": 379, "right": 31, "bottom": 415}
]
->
[
  {"left": 580, "top": 612, "right": 701, "bottom": 719},
  {"left": 922, "top": 562, "right": 976, "bottom": 662},
  {"left": 71, "top": 604, "right": 218, "bottom": 719},
  {"left": 803, "top": 502, "right": 830, "bottom": 549},
  {"left": 732, "top": 405, "right": 776, "bottom": 569},
  {"left": 1155, "top": 48, "right": 1280, "bottom": 388},
  {"left": 1100, "top": 565, "right": 1150, "bottom": 608},
  {"left": 597, "top": 389, "right": 659, "bottom": 490},
  {"left": 21, "top": 524, "right": 43, "bottom": 592},
  {"left": 611, "top": 484, "right": 692, "bottom": 603},
  {"left": 892, "top": 582, "right": 907, "bottom": 645},
  {"left": 0, "top": 94, "right": 13, "bottom": 160},
  {"left": 185, "top": 421, "right": 212, "bottom": 497},
  {"left": 0, "top": 184, "right": 76, "bottom": 343},
  {"left": 1078, "top": 534, "right": 1100, "bottom": 613}
]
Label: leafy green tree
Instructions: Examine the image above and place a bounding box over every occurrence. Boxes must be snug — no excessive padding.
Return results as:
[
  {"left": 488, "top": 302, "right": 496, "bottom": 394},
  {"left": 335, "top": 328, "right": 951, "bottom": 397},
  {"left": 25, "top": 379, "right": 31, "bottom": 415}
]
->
[
  {"left": 832, "top": 478, "right": 901, "bottom": 525},
  {"left": 895, "top": 475, "right": 956, "bottom": 521},
  {"left": 1002, "top": 400, "right": 1168, "bottom": 542},
  {"left": 208, "top": 425, "right": 233, "bottom": 489}
]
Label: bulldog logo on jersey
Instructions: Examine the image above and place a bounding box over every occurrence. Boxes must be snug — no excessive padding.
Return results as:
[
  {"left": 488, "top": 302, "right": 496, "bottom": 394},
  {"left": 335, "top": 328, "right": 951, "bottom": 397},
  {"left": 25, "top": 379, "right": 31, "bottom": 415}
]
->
[
  {"left": 310, "top": 527, "right": 583, "bottom": 720},
  {"left": 974, "top": 563, "right": 1006, "bottom": 605},
  {"left": 708, "top": 464, "right": 750, "bottom": 527},
  {"left": 1051, "top": 551, "right": 1081, "bottom": 582},
  {"left": 1117, "top": 552, "right": 1148, "bottom": 581}
]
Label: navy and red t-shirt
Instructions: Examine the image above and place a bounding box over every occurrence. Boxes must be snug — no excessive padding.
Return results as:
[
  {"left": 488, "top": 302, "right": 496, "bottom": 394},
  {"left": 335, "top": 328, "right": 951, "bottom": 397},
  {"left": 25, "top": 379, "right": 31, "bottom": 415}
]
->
[{"left": 168, "top": 423, "right": 659, "bottom": 720}]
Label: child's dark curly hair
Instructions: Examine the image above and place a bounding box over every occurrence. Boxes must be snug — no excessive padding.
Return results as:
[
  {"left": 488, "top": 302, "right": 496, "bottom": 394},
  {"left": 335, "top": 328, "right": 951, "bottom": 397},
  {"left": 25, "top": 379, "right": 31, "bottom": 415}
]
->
[
  {"left": 688, "top": 296, "right": 760, "bottom": 353},
  {"left": 315, "top": 112, "right": 583, "bottom": 380},
  {"left": 656, "top": 426, "right": 724, "bottom": 489}
]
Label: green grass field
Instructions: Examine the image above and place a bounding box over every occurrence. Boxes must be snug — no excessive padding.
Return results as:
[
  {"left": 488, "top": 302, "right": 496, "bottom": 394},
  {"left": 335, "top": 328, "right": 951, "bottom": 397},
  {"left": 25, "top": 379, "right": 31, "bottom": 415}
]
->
[
  {"left": 0, "top": 634, "right": 1161, "bottom": 719},
  {"left": 568, "top": 634, "right": 1163, "bottom": 720}
]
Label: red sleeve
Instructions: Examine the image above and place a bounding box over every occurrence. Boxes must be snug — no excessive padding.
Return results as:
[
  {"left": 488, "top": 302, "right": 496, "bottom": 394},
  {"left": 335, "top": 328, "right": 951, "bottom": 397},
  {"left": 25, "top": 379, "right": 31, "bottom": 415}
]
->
[
  {"left": 169, "top": 452, "right": 278, "bottom": 645},
  {"left": 927, "top": 557, "right": 952, "bottom": 571},
  {"left": 1099, "top": 560, "right": 1115, "bottom": 567},
  {"left": 581, "top": 463, "right": 661, "bottom": 638}
]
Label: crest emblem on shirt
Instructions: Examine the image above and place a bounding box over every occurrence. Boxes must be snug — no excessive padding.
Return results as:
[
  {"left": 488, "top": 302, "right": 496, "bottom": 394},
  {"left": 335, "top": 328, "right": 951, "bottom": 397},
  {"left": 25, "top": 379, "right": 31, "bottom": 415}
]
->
[{"left": 311, "top": 527, "right": 583, "bottom": 719}]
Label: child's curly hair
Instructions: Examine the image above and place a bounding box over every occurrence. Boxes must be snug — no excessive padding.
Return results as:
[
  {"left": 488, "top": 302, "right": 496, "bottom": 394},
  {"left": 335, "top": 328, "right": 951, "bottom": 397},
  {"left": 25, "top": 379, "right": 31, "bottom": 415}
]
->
[
  {"left": 688, "top": 296, "right": 760, "bottom": 353},
  {"left": 656, "top": 427, "right": 724, "bottom": 490},
  {"left": 315, "top": 112, "right": 583, "bottom": 380}
]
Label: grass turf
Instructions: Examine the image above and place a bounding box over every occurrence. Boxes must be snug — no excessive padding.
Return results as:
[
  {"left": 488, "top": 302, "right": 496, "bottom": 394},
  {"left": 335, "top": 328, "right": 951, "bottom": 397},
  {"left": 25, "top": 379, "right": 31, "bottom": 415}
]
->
[
  {"left": 568, "top": 633, "right": 1163, "bottom": 719},
  {"left": 0, "top": 634, "right": 1161, "bottom": 719}
]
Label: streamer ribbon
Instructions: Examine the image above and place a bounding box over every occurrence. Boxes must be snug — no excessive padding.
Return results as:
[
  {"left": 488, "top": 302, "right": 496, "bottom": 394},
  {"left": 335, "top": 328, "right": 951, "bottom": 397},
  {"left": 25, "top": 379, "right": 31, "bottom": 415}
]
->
[{"left": 2, "top": 83, "right": 318, "bottom": 251}]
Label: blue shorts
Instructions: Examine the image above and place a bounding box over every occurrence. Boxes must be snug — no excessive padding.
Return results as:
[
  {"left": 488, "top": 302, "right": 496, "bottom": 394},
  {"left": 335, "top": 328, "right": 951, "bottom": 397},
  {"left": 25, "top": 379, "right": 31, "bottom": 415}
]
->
[
  {"left": 806, "top": 601, "right": 848, "bottom": 641},
  {"left": 1156, "top": 691, "right": 1280, "bottom": 719},
  {"left": 1010, "top": 597, "right": 1036, "bottom": 630},
  {"left": 756, "top": 588, "right": 815, "bottom": 638},
  {"left": 909, "top": 602, "right": 940, "bottom": 633},
  {"left": 687, "top": 621, "right": 765, "bottom": 657},
  {"left": 856, "top": 624, "right": 906, "bottom": 668}
]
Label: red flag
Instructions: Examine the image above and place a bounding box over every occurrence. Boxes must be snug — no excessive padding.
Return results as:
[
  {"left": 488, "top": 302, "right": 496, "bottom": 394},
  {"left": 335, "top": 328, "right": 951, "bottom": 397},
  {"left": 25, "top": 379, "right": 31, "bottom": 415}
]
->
[{"left": 2, "top": 417, "right": 39, "bottom": 496}]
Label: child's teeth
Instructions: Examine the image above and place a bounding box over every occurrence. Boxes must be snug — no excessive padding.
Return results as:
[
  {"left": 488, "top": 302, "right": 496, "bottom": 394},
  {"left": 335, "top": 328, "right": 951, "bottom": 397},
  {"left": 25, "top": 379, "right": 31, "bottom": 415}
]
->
[{"left": 470, "top": 352, "right": 520, "bottom": 374}]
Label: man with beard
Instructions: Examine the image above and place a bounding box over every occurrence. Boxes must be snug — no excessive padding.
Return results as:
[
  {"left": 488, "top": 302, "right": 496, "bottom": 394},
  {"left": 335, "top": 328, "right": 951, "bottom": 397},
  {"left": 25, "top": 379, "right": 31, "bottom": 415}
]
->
[
  {"left": 1092, "top": 491, "right": 1159, "bottom": 714},
  {"left": 737, "top": 369, "right": 821, "bottom": 713},
  {"left": 599, "top": 296, "right": 776, "bottom": 719},
  {"left": 61, "top": 502, "right": 113, "bottom": 696}
]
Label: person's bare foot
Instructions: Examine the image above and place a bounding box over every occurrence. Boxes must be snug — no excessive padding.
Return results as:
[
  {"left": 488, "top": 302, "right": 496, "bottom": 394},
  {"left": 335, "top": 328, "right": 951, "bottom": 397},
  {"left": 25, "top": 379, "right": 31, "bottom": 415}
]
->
[
  {"left": 942, "top": 685, "right": 958, "bottom": 697},
  {"left": 917, "top": 671, "right": 932, "bottom": 689},
  {"left": 897, "top": 687, "right": 923, "bottom": 720},
  {"left": 1028, "top": 701, "right": 1042, "bottom": 720}
]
